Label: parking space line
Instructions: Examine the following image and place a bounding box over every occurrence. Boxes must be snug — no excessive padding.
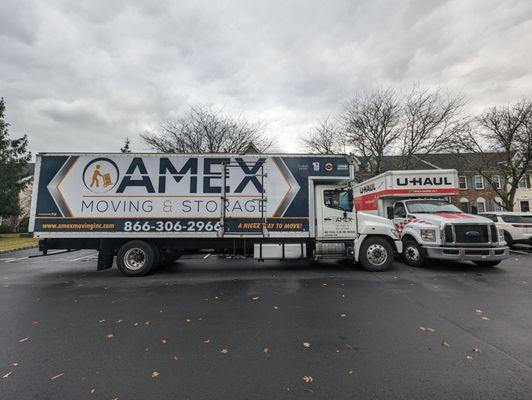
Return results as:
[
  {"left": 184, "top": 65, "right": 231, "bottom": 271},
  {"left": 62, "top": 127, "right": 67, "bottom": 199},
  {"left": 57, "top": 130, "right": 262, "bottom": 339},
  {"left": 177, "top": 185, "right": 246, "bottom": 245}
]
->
[
  {"left": 5, "top": 256, "right": 29, "bottom": 263},
  {"left": 510, "top": 250, "right": 530, "bottom": 255},
  {"left": 203, "top": 253, "right": 211, "bottom": 259},
  {"left": 71, "top": 253, "right": 99, "bottom": 262}
]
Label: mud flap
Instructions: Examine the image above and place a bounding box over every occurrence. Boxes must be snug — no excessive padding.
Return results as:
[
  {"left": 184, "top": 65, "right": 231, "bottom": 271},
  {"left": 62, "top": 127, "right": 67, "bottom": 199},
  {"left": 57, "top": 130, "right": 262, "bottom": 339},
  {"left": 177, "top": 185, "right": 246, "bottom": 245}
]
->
[{"left": 97, "top": 240, "right": 114, "bottom": 270}]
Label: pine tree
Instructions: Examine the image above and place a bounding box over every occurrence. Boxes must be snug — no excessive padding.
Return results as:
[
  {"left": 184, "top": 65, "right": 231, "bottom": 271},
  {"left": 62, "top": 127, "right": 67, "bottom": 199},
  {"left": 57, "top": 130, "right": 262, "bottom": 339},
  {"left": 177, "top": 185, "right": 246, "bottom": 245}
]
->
[
  {"left": 0, "top": 98, "right": 31, "bottom": 217},
  {"left": 120, "top": 137, "right": 131, "bottom": 153}
]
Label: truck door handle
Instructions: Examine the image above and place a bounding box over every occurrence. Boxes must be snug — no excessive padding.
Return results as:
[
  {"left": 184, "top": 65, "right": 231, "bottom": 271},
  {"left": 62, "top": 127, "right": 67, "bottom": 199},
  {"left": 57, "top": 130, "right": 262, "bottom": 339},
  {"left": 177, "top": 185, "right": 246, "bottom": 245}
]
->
[{"left": 324, "top": 218, "right": 332, "bottom": 221}]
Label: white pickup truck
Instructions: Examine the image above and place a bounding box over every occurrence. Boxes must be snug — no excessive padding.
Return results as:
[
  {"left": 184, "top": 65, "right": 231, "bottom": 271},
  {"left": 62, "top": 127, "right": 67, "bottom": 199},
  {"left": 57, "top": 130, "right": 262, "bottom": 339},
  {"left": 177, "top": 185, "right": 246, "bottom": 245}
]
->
[{"left": 353, "top": 169, "right": 509, "bottom": 267}]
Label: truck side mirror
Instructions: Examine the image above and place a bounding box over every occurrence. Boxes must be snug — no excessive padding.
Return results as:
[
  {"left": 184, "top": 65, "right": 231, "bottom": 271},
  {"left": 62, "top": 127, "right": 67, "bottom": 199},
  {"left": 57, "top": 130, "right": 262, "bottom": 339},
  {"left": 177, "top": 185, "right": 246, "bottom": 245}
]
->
[
  {"left": 347, "top": 189, "right": 354, "bottom": 211},
  {"left": 386, "top": 207, "right": 393, "bottom": 219}
]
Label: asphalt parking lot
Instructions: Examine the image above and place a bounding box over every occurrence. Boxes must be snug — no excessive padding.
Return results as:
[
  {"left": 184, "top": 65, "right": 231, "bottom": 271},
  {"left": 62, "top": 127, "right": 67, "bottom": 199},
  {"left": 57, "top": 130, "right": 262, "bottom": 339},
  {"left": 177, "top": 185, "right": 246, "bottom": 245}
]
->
[{"left": 0, "top": 249, "right": 531, "bottom": 400}]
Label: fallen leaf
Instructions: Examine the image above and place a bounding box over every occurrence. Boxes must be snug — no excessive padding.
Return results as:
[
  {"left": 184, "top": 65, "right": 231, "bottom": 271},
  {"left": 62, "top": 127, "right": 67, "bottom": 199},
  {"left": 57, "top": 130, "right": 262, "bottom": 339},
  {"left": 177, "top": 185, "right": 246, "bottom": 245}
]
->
[
  {"left": 263, "top": 347, "right": 270, "bottom": 353},
  {"left": 418, "top": 326, "right": 426, "bottom": 331},
  {"left": 173, "top": 356, "right": 178, "bottom": 361},
  {"left": 303, "top": 342, "right": 311, "bottom": 348},
  {"left": 50, "top": 373, "right": 64, "bottom": 380},
  {"left": 32, "top": 321, "right": 39, "bottom": 325},
  {"left": 475, "top": 309, "right": 483, "bottom": 314},
  {"left": 197, "top": 315, "right": 204, "bottom": 321},
  {"left": 302, "top": 375, "right": 314, "bottom": 383},
  {"left": 321, "top": 283, "right": 328, "bottom": 287},
  {"left": 161, "top": 338, "right": 167, "bottom": 344},
  {"left": 185, "top": 318, "right": 191, "bottom": 323},
  {"left": 116, "top": 319, "right": 124, "bottom": 323},
  {"left": 348, "top": 370, "right": 354, "bottom": 375},
  {"left": 12, "top": 363, "right": 18, "bottom": 367},
  {"left": 106, "top": 333, "right": 114, "bottom": 339},
  {"left": 466, "top": 355, "right": 473, "bottom": 359},
  {"left": 18, "top": 337, "right": 29, "bottom": 343},
  {"left": 151, "top": 371, "right": 160, "bottom": 378},
  {"left": 98, "top": 319, "right": 106, "bottom": 324},
  {"left": 90, "top": 388, "right": 95, "bottom": 394},
  {"left": 427, "top": 328, "right": 435, "bottom": 333},
  {"left": 441, "top": 340, "right": 450, "bottom": 348},
  {"left": 2, "top": 371, "right": 13, "bottom": 379},
  {"left": 340, "top": 313, "right": 347, "bottom": 318},
  {"left": 203, "top": 339, "right": 211, "bottom": 344},
  {"left": 473, "top": 348, "right": 481, "bottom": 353},
  {"left": 220, "top": 348, "right": 229, "bottom": 354},
  {"left": 251, "top": 296, "right": 259, "bottom": 300},
  {"left": 273, "top": 306, "right": 279, "bottom": 310},
  {"left": 481, "top": 316, "right": 490, "bottom": 321},
  {"left": 145, "top": 321, "right": 151, "bottom": 326}
]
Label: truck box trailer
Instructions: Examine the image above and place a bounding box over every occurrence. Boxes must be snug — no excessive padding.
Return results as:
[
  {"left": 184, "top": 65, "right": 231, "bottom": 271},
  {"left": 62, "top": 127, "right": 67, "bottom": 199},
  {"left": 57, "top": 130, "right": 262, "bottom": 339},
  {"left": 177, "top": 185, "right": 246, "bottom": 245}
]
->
[
  {"left": 30, "top": 153, "right": 402, "bottom": 275},
  {"left": 352, "top": 169, "right": 509, "bottom": 267}
]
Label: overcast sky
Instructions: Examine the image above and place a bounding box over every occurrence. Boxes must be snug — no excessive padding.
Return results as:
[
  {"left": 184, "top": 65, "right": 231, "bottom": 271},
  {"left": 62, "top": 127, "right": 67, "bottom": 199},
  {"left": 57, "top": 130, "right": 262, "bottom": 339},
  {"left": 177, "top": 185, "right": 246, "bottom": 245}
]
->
[{"left": 1, "top": 0, "right": 532, "bottom": 155}]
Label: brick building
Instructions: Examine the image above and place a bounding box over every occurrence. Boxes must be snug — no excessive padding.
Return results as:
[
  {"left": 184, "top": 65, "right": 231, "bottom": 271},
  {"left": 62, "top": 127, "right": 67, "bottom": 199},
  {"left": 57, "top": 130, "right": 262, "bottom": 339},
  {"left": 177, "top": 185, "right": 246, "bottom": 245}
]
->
[{"left": 358, "top": 153, "right": 532, "bottom": 213}]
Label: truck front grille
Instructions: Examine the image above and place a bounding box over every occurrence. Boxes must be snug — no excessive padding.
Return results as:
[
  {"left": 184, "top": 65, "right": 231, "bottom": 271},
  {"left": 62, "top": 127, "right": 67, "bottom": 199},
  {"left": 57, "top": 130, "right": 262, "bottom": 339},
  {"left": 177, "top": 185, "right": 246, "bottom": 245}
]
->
[{"left": 444, "top": 224, "right": 495, "bottom": 244}]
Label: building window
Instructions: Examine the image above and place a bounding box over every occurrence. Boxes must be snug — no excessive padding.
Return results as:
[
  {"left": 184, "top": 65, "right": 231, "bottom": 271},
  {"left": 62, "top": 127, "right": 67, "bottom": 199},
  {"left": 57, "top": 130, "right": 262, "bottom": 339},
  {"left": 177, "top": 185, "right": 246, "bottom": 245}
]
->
[
  {"left": 459, "top": 197, "right": 470, "bottom": 212},
  {"left": 518, "top": 175, "right": 529, "bottom": 189},
  {"left": 521, "top": 200, "right": 530, "bottom": 212},
  {"left": 458, "top": 176, "right": 467, "bottom": 190},
  {"left": 491, "top": 175, "right": 501, "bottom": 190},
  {"left": 494, "top": 197, "right": 503, "bottom": 211},
  {"left": 476, "top": 197, "right": 486, "bottom": 213},
  {"left": 474, "top": 175, "right": 484, "bottom": 190}
]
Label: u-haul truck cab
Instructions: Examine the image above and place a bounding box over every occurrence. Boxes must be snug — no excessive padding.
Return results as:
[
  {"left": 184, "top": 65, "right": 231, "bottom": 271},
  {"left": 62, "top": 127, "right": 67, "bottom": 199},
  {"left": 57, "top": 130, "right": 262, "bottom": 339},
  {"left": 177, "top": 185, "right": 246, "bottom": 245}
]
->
[{"left": 353, "top": 169, "right": 509, "bottom": 267}]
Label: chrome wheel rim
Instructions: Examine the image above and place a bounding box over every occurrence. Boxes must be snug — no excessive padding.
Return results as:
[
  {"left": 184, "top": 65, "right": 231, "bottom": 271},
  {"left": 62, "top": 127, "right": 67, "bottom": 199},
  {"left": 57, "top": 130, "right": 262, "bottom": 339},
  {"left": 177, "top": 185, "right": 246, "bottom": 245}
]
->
[
  {"left": 124, "top": 248, "right": 146, "bottom": 271},
  {"left": 367, "top": 244, "right": 388, "bottom": 266},
  {"left": 405, "top": 245, "right": 420, "bottom": 262}
]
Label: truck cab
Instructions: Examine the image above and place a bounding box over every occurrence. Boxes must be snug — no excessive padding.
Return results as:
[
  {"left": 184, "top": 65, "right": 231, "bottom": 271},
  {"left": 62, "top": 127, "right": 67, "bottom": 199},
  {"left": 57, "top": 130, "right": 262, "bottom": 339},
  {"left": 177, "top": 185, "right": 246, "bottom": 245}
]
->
[
  {"left": 313, "top": 185, "right": 402, "bottom": 271},
  {"left": 388, "top": 198, "right": 509, "bottom": 267}
]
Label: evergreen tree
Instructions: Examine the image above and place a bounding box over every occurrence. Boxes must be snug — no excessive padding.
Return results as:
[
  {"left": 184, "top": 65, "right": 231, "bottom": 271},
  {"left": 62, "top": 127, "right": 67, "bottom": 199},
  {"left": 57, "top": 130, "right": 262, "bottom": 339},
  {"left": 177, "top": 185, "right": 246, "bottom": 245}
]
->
[
  {"left": 120, "top": 137, "right": 131, "bottom": 153},
  {"left": 0, "top": 98, "right": 31, "bottom": 217}
]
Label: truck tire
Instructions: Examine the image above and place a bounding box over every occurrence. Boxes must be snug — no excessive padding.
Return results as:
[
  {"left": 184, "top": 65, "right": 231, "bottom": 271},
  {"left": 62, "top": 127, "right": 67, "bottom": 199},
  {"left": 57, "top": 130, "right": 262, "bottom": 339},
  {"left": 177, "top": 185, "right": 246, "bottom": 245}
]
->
[
  {"left": 359, "top": 237, "right": 394, "bottom": 271},
  {"left": 117, "top": 240, "right": 158, "bottom": 276},
  {"left": 473, "top": 261, "right": 501, "bottom": 267},
  {"left": 402, "top": 239, "right": 425, "bottom": 267}
]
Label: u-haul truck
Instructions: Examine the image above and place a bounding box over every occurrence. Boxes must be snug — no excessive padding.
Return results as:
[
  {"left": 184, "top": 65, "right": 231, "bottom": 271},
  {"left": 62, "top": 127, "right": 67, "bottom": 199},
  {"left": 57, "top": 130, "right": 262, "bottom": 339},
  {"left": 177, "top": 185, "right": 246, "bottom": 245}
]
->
[
  {"left": 353, "top": 169, "right": 509, "bottom": 267},
  {"left": 29, "top": 153, "right": 402, "bottom": 276}
]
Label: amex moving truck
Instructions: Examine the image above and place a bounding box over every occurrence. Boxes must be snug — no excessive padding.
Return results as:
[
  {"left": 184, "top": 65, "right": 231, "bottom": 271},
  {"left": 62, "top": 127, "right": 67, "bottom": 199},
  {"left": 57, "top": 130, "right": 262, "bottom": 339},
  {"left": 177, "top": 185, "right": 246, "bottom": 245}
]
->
[
  {"left": 353, "top": 169, "right": 509, "bottom": 267},
  {"left": 30, "top": 153, "right": 402, "bottom": 276}
]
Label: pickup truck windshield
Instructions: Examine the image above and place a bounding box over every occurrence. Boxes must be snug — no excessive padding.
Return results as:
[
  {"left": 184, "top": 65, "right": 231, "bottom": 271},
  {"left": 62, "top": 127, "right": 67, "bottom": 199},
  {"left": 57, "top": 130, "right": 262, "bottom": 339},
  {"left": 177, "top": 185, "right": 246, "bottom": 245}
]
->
[{"left": 405, "top": 200, "right": 463, "bottom": 214}]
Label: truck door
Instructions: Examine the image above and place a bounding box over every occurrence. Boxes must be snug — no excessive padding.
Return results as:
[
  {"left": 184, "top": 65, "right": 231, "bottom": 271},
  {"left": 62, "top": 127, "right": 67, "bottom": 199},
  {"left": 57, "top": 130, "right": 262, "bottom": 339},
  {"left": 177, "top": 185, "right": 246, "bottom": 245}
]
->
[
  {"left": 392, "top": 201, "right": 408, "bottom": 234},
  {"left": 316, "top": 187, "right": 356, "bottom": 239}
]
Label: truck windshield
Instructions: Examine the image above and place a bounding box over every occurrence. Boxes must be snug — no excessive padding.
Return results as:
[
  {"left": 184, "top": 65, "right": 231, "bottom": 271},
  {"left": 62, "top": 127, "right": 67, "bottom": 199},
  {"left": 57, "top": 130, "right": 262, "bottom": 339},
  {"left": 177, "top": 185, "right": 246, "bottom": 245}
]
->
[{"left": 405, "top": 200, "right": 462, "bottom": 214}]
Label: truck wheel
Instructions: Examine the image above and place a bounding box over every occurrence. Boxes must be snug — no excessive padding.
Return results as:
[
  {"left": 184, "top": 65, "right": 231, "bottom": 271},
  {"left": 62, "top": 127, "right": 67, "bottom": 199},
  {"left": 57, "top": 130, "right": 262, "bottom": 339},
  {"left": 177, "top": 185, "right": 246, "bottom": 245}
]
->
[
  {"left": 402, "top": 239, "right": 424, "bottom": 267},
  {"left": 359, "top": 237, "right": 394, "bottom": 271},
  {"left": 473, "top": 261, "right": 501, "bottom": 267},
  {"left": 117, "top": 240, "right": 158, "bottom": 276}
]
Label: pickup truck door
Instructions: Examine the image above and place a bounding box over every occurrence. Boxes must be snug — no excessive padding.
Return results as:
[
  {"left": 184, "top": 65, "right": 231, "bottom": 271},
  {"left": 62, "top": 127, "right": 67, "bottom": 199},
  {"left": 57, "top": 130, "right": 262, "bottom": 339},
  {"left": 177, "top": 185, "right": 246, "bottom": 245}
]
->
[{"left": 316, "top": 187, "right": 356, "bottom": 239}]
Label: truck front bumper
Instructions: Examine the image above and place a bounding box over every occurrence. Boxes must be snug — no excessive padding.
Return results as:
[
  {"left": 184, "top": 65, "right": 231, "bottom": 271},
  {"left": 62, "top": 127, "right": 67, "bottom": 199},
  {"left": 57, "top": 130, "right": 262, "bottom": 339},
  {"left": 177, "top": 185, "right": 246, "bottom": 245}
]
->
[{"left": 423, "top": 245, "right": 509, "bottom": 261}]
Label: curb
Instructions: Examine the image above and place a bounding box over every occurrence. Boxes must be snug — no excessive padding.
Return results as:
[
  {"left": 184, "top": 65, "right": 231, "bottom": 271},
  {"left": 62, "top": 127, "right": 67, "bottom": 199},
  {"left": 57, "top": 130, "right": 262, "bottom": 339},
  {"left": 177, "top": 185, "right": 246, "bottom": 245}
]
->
[{"left": 0, "top": 243, "right": 39, "bottom": 255}]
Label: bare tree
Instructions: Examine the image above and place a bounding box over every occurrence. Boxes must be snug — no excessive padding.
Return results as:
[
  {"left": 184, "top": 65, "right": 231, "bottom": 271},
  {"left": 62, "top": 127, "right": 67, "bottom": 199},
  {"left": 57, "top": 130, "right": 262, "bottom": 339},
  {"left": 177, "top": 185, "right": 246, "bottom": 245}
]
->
[
  {"left": 399, "top": 86, "right": 467, "bottom": 169},
  {"left": 141, "top": 105, "right": 274, "bottom": 153},
  {"left": 454, "top": 99, "right": 532, "bottom": 211},
  {"left": 343, "top": 88, "right": 402, "bottom": 174},
  {"left": 120, "top": 137, "right": 131, "bottom": 153},
  {"left": 302, "top": 116, "right": 346, "bottom": 154}
]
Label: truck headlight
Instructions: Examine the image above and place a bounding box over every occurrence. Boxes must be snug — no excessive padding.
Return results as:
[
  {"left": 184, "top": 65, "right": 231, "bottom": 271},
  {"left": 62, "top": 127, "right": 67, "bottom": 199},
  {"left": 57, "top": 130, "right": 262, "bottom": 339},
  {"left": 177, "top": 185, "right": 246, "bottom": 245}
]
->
[
  {"left": 421, "top": 229, "right": 437, "bottom": 242},
  {"left": 498, "top": 228, "right": 505, "bottom": 244}
]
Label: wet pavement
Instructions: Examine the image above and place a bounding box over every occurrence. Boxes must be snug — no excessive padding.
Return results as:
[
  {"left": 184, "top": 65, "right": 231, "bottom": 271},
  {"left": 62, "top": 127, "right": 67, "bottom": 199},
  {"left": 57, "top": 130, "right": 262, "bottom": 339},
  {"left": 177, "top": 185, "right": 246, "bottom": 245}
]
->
[{"left": 0, "top": 248, "right": 531, "bottom": 399}]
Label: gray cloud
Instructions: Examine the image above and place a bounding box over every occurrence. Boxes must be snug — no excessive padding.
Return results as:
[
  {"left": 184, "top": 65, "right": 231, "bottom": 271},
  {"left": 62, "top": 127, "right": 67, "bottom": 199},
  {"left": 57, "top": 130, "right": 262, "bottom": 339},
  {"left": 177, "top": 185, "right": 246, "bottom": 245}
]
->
[{"left": 1, "top": 0, "right": 532, "bottom": 154}]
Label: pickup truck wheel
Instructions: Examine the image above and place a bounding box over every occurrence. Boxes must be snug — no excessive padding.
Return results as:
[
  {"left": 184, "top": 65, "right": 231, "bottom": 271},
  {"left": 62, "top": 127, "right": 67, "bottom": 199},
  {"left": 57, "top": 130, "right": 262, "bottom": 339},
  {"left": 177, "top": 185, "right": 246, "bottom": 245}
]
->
[
  {"left": 359, "top": 238, "right": 394, "bottom": 271},
  {"left": 117, "top": 240, "right": 158, "bottom": 276},
  {"left": 473, "top": 261, "right": 501, "bottom": 267},
  {"left": 402, "top": 239, "right": 424, "bottom": 267}
]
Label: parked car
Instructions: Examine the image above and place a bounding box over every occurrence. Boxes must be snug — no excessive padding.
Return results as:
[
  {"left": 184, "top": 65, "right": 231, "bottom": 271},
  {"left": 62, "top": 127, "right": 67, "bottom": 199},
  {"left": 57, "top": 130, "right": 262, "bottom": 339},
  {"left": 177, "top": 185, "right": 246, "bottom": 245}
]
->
[{"left": 480, "top": 212, "right": 532, "bottom": 246}]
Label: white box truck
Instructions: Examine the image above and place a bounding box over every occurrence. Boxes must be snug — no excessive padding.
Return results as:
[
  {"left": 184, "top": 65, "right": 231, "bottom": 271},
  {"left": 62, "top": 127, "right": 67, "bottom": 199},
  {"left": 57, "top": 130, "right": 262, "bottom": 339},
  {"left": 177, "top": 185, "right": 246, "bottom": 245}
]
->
[
  {"left": 29, "top": 153, "right": 402, "bottom": 276},
  {"left": 352, "top": 169, "right": 509, "bottom": 267}
]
